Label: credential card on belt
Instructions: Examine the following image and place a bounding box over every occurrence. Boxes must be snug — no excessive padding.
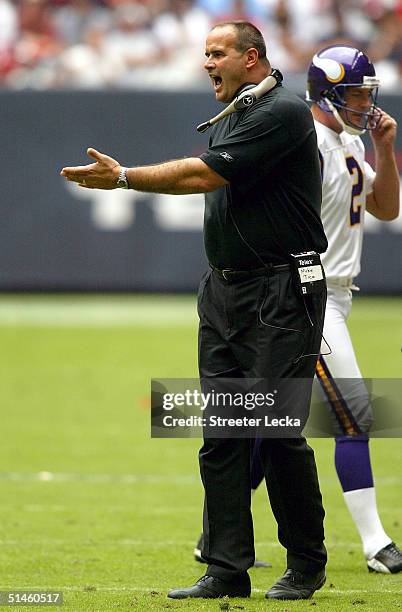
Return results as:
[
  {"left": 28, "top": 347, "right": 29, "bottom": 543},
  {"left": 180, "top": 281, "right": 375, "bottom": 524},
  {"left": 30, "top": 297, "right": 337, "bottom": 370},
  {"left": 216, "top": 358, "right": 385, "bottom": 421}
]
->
[
  {"left": 290, "top": 251, "right": 326, "bottom": 295},
  {"left": 298, "top": 264, "right": 323, "bottom": 284}
]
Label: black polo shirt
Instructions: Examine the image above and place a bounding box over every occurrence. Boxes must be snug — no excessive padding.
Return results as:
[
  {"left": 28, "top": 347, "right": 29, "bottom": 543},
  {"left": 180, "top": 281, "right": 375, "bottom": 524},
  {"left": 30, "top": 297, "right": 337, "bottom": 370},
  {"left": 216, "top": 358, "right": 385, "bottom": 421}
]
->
[{"left": 200, "top": 83, "right": 328, "bottom": 269}]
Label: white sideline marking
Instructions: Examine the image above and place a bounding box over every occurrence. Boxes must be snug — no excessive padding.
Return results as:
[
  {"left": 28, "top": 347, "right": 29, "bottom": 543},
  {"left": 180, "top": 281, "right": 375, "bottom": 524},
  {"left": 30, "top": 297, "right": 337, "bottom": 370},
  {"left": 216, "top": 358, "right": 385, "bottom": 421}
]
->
[
  {"left": 0, "top": 297, "right": 398, "bottom": 327},
  {"left": 0, "top": 539, "right": 389, "bottom": 550},
  {"left": 0, "top": 472, "right": 199, "bottom": 484},
  {"left": 0, "top": 471, "right": 400, "bottom": 486},
  {"left": 0, "top": 539, "right": 208, "bottom": 547},
  {"left": 0, "top": 298, "right": 198, "bottom": 327},
  {"left": 17, "top": 505, "right": 198, "bottom": 514},
  {"left": 0, "top": 537, "right": 370, "bottom": 550}
]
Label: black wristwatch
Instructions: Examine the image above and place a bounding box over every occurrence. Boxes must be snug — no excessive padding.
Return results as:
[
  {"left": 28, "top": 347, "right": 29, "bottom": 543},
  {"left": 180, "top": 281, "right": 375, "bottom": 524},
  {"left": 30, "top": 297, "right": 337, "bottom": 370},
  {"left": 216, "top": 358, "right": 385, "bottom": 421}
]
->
[{"left": 116, "top": 166, "right": 129, "bottom": 189}]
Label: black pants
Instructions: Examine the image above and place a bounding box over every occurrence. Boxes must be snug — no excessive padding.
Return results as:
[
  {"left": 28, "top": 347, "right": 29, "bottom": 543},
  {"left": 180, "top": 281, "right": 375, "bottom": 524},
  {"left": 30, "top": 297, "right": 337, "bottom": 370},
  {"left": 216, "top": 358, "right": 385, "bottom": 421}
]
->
[{"left": 198, "top": 267, "right": 327, "bottom": 580}]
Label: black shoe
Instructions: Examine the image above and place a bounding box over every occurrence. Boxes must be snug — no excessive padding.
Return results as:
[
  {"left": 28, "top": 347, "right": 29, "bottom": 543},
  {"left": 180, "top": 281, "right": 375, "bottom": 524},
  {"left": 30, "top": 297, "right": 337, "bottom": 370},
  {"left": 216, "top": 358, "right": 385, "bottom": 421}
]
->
[
  {"left": 367, "top": 542, "right": 402, "bottom": 574},
  {"left": 168, "top": 574, "right": 251, "bottom": 599},
  {"left": 265, "top": 568, "right": 326, "bottom": 600},
  {"left": 194, "top": 534, "right": 271, "bottom": 568}
]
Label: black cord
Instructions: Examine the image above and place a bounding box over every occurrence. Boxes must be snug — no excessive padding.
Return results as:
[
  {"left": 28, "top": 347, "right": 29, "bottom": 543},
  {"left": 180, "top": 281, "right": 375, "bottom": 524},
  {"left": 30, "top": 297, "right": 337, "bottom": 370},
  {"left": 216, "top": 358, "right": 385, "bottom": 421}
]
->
[{"left": 227, "top": 198, "right": 270, "bottom": 269}]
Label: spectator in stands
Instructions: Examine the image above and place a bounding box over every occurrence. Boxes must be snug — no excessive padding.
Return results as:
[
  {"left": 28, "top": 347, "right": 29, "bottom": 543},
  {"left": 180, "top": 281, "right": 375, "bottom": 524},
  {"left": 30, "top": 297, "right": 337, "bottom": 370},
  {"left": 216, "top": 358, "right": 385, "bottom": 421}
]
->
[
  {"left": 0, "top": 0, "right": 18, "bottom": 52},
  {"left": 52, "top": 24, "right": 123, "bottom": 88},
  {"left": 195, "top": 0, "right": 266, "bottom": 19},
  {"left": 52, "top": 0, "right": 111, "bottom": 47},
  {"left": 102, "top": 2, "right": 163, "bottom": 87},
  {"left": 1, "top": 0, "right": 402, "bottom": 89},
  {"left": 5, "top": 0, "right": 63, "bottom": 88},
  {"left": 258, "top": 0, "right": 377, "bottom": 76},
  {"left": 0, "top": 0, "right": 18, "bottom": 82},
  {"left": 259, "top": 0, "right": 313, "bottom": 74},
  {"left": 365, "top": 3, "right": 402, "bottom": 88},
  {"left": 215, "top": 0, "right": 259, "bottom": 21},
  {"left": 152, "top": 0, "right": 211, "bottom": 88}
]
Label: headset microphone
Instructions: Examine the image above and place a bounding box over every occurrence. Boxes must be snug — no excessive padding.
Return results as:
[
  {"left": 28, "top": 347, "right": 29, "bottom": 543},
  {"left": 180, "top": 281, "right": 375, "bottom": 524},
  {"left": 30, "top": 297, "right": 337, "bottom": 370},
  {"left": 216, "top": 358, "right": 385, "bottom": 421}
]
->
[{"left": 196, "top": 69, "right": 283, "bottom": 133}]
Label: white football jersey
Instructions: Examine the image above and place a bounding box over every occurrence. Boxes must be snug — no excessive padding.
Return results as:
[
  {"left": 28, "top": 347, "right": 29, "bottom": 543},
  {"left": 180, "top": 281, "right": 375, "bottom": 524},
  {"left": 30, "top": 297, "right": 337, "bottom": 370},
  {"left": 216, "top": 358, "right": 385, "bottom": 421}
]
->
[{"left": 315, "top": 120, "right": 376, "bottom": 280}]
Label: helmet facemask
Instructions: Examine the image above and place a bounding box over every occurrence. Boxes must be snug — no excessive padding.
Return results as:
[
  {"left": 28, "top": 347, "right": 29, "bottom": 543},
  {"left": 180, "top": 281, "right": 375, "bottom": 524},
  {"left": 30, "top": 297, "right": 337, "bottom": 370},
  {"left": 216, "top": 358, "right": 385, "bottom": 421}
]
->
[
  {"left": 306, "top": 46, "right": 381, "bottom": 136},
  {"left": 322, "top": 78, "right": 381, "bottom": 135}
]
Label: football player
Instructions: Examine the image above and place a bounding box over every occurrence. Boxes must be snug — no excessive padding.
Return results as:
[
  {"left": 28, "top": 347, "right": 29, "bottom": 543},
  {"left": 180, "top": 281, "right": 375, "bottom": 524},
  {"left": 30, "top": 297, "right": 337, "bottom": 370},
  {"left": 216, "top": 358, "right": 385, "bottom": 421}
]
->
[{"left": 305, "top": 45, "right": 401, "bottom": 573}]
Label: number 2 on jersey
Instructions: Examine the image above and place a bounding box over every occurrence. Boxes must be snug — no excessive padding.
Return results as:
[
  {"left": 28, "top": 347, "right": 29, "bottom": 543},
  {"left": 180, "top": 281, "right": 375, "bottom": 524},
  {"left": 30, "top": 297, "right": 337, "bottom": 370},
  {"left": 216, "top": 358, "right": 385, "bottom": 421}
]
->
[{"left": 345, "top": 156, "right": 363, "bottom": 226}]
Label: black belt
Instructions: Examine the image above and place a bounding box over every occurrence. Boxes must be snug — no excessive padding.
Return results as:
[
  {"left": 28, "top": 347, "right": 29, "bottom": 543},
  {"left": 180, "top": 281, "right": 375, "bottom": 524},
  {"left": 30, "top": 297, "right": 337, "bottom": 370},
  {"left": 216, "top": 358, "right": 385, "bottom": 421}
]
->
[{"left": 211, "top": 263, "right": 290, "bottom": 281}]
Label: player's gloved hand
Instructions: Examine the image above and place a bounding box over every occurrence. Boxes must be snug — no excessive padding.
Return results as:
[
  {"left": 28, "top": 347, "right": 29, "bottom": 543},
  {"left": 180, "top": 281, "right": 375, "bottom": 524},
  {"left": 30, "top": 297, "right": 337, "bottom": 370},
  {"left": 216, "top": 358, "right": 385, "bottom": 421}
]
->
[{"left": 60, "top": 148, "right": 121, "bottom": 189}]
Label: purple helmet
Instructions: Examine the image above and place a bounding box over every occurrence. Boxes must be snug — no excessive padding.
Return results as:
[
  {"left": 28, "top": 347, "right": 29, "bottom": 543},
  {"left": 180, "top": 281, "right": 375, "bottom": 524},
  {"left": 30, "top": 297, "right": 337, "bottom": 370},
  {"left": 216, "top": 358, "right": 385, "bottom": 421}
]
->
[{"left": 306, "top": 45, "right": 381, "bottom": 134}]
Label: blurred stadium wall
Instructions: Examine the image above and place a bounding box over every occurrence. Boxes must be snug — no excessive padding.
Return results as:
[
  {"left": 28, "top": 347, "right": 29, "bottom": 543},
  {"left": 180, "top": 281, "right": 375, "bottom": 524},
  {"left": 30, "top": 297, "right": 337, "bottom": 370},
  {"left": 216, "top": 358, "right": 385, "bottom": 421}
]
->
[{"left": 1, "top": 90, "right": 401, "bottom": 293}]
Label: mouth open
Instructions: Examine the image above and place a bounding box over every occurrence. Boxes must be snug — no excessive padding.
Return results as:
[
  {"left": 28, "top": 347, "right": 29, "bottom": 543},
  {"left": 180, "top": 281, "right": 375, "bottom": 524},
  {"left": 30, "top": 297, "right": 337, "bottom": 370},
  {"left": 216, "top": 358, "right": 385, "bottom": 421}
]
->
[{"left": 210, "top": 75, "right": 222, "bottom": 90}]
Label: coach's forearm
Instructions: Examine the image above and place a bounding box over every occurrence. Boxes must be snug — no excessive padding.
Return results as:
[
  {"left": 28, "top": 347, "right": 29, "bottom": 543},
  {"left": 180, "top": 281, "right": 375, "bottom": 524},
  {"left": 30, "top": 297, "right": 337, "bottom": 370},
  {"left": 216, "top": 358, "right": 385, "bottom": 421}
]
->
[{"left": 126, "top": 158, "right": 227, "bottom": 194}]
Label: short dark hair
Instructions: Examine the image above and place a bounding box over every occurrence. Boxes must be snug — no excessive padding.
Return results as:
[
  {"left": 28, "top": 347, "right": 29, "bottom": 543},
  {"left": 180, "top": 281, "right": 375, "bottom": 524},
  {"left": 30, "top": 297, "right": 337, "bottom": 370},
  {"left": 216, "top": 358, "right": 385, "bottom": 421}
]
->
[{"left": 212, "top": 21, "right": 267, "bottom": 59}]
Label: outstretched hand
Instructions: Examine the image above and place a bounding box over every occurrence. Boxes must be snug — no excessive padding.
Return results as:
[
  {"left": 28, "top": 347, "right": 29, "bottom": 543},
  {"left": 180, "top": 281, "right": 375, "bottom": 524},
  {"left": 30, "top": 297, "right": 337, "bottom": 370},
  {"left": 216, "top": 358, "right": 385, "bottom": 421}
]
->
[{"left": 60, "top": 148, "right": 121, "bottom": 189}]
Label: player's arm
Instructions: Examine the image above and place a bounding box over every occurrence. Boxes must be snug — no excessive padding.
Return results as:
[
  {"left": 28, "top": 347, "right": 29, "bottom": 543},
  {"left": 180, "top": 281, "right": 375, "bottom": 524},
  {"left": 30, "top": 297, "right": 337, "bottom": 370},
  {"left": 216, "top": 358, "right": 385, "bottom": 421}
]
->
[
  {"left": 60, "top": 148, "right": 228, "bottom": 194},
  {"left": 366, "top": 111, "right": 400, "bottom": 221}
]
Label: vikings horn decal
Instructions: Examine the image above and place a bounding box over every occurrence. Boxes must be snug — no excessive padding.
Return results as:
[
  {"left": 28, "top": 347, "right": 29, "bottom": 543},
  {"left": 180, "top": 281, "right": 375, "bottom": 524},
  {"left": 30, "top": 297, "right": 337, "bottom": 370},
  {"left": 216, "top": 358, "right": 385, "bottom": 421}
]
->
[{"left": 312, "top": 55, "right": 345, "bottom": 83}]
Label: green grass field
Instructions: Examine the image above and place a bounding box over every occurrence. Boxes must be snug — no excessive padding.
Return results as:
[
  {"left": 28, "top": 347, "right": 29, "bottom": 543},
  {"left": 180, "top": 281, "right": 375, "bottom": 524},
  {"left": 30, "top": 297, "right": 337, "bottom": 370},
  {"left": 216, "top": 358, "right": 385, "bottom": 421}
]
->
[{"left": 0, "top": 295, "right": 401, "bottom": 611}]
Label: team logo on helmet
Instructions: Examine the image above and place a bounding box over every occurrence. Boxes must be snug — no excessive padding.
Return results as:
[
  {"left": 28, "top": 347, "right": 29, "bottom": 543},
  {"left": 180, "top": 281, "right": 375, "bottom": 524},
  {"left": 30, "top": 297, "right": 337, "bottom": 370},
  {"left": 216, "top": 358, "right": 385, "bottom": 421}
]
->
[{"left": 312, "top": 55, "right": 345, "bottom": 83}]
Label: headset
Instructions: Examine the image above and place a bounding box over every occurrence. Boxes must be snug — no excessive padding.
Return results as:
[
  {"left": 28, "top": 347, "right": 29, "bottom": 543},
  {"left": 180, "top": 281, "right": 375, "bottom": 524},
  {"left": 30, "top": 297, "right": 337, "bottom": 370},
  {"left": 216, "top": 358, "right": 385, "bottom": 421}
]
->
[{"left": 196, "top": 69, "right": 283, "bottom": 133}]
